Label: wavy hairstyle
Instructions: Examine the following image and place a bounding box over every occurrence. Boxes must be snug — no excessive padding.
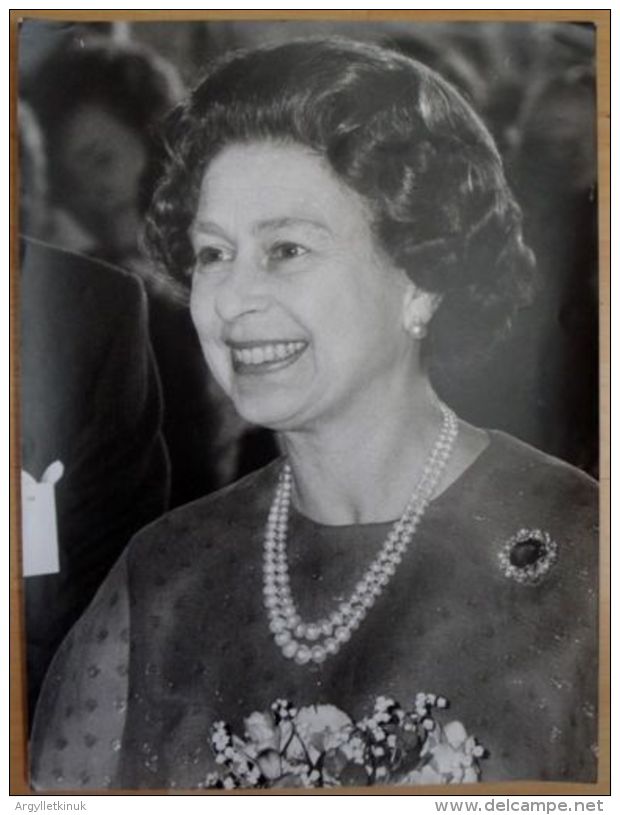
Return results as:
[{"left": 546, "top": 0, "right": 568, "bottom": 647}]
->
[{"left": 145, "top": 37, "right": 536, "bottom": 363}]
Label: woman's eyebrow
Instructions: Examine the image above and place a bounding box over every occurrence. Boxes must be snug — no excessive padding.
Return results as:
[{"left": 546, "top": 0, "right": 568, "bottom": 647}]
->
[
  {"left": 254, "top": 217, "right": 332, "bottom": 235},
  {"left": 190, "top": 220, "right": 231, "bottom": 240}
]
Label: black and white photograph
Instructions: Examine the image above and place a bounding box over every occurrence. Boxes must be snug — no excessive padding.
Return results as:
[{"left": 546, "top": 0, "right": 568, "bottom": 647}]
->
[{"left": 15, "top": 14, "right": 602, "bottom": 792}]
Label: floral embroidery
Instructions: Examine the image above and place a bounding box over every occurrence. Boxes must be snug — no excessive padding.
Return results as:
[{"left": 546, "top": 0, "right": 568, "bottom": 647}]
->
[{"left": 204, "top": 693, "right": 486, "bottom": 788}]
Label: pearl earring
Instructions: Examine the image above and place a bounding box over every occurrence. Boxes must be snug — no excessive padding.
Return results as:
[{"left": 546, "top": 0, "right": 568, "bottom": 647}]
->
[{"left": 408, "top": 322, "right": 428, "bottom": 340}]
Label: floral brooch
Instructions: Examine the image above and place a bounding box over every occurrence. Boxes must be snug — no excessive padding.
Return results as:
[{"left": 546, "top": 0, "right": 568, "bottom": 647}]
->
[{"left": 498, "top": 528, "right": 558, "bottom": 584}]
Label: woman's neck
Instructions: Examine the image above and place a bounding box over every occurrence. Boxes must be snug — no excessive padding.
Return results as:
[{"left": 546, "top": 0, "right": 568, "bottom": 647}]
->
[{"left": 278, "top": 376, "right": 453, "bottom": 526}]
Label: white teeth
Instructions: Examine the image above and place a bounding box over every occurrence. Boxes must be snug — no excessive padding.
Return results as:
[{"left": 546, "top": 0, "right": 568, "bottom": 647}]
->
[{"left": 232, "top": 342, "right": 305, "bottom": 366}]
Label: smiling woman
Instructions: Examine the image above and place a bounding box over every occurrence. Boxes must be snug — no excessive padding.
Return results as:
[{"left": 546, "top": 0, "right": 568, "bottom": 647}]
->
[
  {"left": 30, "top": 36, "right": 599, "bottom": 790},
  {"left": 189, "top": 142, "right": 419, "bottom": 436}
]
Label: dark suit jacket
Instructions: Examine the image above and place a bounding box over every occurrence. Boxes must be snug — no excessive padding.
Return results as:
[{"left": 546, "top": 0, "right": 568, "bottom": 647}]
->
[{"left": 20, "top": 237, "right": 170, "bottom": 720}]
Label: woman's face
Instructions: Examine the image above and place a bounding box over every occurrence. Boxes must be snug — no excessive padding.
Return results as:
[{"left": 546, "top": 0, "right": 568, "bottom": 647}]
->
[
  {"left": 189, "top": 141, "right": 414, "bottom": 432},
  {"left": 54, "top": 104, "right": 147, "bottom": 242}
]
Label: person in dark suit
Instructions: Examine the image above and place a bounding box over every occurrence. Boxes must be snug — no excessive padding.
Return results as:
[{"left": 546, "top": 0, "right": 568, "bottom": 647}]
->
[{"left": 20, "top": 236, "right": 170, "bottom": 722}]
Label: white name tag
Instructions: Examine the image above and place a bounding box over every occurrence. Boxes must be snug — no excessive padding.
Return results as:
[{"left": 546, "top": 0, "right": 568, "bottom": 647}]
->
[{"left": 21, "top": 461, "right": 64, "bottom": 578}]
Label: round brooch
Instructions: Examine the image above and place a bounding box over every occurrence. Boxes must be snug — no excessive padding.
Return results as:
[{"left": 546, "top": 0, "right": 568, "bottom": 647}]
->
[{"left": 498, "top": 528, "right": 558, "bottom": 584}]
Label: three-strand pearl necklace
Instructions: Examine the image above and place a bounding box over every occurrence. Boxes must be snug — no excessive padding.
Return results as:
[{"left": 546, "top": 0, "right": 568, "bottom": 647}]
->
[{"left": 263, "top": 404, "right": 459, "bottom": 666}]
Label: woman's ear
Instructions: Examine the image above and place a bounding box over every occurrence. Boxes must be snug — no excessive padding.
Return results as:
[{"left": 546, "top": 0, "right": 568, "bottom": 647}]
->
[{"left": 402, "top": 284, "right": 442, "bottom": 340}]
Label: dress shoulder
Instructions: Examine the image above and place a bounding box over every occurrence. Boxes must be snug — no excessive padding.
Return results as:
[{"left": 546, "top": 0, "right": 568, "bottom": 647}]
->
[
  {"left": 124, "top": 458, "right": 282, "bottom": 566},
  {"left": 480, "top": 429, "right": 597, "bottom": 496},
  {"left": 465, "top": 430, "right": 598, "bottom": 564}
]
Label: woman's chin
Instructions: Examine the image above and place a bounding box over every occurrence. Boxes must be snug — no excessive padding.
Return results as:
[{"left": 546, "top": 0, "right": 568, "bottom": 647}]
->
[{"left": 232, "top": 393, "right": 308, "bottom": 433}]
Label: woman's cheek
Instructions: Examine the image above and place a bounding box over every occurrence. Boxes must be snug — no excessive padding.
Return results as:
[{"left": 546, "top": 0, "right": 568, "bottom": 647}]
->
[{"left": 189, "top": 278, "right": 214, "bottom": 338}]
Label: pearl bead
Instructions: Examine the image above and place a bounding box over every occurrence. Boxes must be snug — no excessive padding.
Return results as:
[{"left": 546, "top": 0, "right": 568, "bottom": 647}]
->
[
  {"left": 282, "top": 641, "right": 298, "bottom": 659},
  {"left": 269, "top": 618, "right": 286, "bottom": 634},
  {"left": 306, "top": 624, "right": 321, "bottom": 641},
  {"left": 311, "top": 645, "right": 327, "bottom": 663},
  {"left": 325, "top": 638, "right": 339, "bottom": 654},
  {"left": 395, "top": 540, "right": 409, "bottom": 554},
  {"left": 278, "top": 586, "right": 292, "bottom": 601},
  {"left": 335, "top": 627, "right": 351, "bottom": 643},
  {"left": 275, "top": 573, "right": 289, "bottom": 587},
  {"left": 275, "top": 631, "right": 292, "bottom": 646},
  {"left": 294, "top": 645, "right": 312, "bottom": 665}
]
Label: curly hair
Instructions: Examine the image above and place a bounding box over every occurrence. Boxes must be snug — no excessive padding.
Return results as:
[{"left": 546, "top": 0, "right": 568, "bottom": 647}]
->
[{"left": 145, "top": 37, "right": 536, "bottom": 362}]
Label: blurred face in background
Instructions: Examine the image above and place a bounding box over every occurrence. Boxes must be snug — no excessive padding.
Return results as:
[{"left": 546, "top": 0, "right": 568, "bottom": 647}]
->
[{"left": 53, "top": 103, "right": 147, "bottom": 253}]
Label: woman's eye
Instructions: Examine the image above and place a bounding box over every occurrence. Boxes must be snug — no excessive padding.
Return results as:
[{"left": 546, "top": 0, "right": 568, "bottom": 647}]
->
[
  {"left": 269, "top": 242, "right": 308, "bottom": 262},
  {"left": 195, "top": 246, "right": 233, "bottom": 267}
]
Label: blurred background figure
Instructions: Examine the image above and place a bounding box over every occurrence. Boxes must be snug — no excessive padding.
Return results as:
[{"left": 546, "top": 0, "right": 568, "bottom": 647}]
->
[
  {"left": 18, "top": 90, "right": 171, "bottom": 721},
  {"left": 509, "top": 65, "right": 598, "bottom": 475},
  {"left": 22, "top": 35, "right": 183, "bottom": 269},
  {"left": 21, "top": 30, "right": 275, "bottom": 506}
]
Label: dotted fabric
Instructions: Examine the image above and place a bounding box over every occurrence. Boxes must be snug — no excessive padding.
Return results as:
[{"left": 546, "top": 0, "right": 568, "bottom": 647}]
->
[
  {"left": 30, "top": 554, "right": 129, "bottom": 788},
  {"left": 30, "top": 432, "right": 599, "bottom": 791}
]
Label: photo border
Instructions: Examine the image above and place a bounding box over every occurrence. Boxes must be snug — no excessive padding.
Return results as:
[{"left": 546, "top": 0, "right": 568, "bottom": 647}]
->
[{"left": 9, "top": 7, "right": 610, "bottom": 797}]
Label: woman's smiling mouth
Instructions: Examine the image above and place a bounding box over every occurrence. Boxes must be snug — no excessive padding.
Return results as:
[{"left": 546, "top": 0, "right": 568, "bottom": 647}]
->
[{"left": 229, "top": 341, "right": 308, "bottom": 374}]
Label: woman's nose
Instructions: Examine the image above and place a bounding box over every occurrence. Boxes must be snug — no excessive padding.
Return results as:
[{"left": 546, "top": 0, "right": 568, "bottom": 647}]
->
[{"left": 213, "top": 254, "right": 271, "bottom": 323}]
